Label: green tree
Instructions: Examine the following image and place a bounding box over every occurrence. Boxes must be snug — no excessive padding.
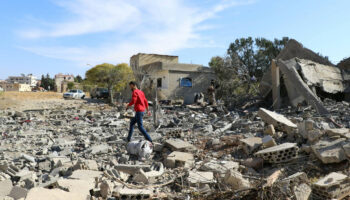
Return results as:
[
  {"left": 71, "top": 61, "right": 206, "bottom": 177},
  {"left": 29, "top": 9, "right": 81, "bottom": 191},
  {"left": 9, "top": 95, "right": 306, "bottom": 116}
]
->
[
  {"left": 227, "top": 37, "right": 289, "bottom": 79},
  {"left": 40, "top": 73, "right": 55, "bottom": 91},
  {"left": 85, "top": 63, "right": 134, "bottom": 103},
  {"left": 74, "top": 75, "right": 83, "bottom": 83},
  {"left": 67, "top": 82, "right": 75, "bottom": 90}
]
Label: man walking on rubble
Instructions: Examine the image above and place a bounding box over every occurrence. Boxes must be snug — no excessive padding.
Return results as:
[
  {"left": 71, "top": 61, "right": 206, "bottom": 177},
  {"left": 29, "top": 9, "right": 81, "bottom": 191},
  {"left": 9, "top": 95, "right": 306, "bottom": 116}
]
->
[{"left": 125, "top": 81, "right": 153, "bottom": 143}]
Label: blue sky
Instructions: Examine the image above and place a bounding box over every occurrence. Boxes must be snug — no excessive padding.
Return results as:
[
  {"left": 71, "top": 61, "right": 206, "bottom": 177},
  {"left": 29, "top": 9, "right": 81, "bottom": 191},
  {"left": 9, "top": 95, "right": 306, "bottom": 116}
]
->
[{"left": 1, "top": 0, "right": 350, "bottom": 80}]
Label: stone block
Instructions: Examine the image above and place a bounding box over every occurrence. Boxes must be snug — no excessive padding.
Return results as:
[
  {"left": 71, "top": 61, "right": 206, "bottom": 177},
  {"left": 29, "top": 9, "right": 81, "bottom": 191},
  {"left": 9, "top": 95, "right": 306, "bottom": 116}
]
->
[
  {"left": 264, "top": 124, "right": 275, "bottom": 136},
  {"left": 307, "top": 129, "right": 323, "bottom": 143},
  {"left": 312, "top": 172, "right": 350, "bottom": 200},
  {"left": 311, "top": 138, "right": 347, "bottom": 163},
  {"left": 164, "top": 151, "right": 194, "bottom": 169},
  {"left": 8, "top": 186, "right": 27, "bottom": 200},
  {"left": 293, "top": 183, "right": 311, "bottom": 200},
  {"left": 224, "top": 170, "right": 251, "bottom": 190},
  {"left": 165, "top": 139, "right": 196, "bottom": 152},
  {"left": 69, "top": 170, "right": 102, "bottom": 181},
  {"left": 26, "top": 188, "right": 88, "bottom": 200},
  {"left": 113, "top": 188, "right": 152, "bottom": 199},
  {"left": 255, "top": 143, "right": 298, "bottom": 163},
  {"left": 326, "top": 128, "right": 350, "bottom": 139},
  {"left": 258, "top": 108, "right": 297, "bottom": 134},
  {"left": 262, "top": 135, "right": 276, "bottom": 148},
  {"left": 240, "top": 137, "right": 262, "bottom": 154},
  {"left": 188, "top": 171, "right": 215, "bottom": 185},
  {"left": 0, "top": 179, "right": 12, "bottom": 197}
]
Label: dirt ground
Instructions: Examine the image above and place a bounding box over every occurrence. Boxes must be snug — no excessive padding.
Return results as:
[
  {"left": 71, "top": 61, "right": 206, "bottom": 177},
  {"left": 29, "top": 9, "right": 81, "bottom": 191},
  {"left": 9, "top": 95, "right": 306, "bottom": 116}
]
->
[{"left": 0, "top": 91, "right": 87, "bottom": 111}]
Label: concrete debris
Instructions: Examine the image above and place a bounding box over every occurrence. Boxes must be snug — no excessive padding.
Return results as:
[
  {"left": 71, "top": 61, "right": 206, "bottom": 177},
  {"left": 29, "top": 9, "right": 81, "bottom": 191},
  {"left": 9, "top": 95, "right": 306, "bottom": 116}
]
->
[
  {"left": 255, "top": 143, "right": 299, "bottom": 163},
  {"left": 0, "top": 179, "right": 13, "bottom": 197},
  {"left": 312, "top": 172, "right": 350, "bottom": 200},
  {"left": 165, "top": 139, "right": 196, "bottom": 152},
  {"left": 258, "top": 108, "right": 297, "bottom": 133},
  {"left": 188, "top": 171, "right": 215, "bottom": 185},
  {"left": 0, "top": 88, "right": 350, "bottom": 199},
  {"left": 224, "top": 170, "right": 251, "bottom": 190},
  {"left": 311, "top": 138, "right": 347, "bottom": 163},
  {"left": 164, "top": 151, "right": 194, "bottom": 169}
]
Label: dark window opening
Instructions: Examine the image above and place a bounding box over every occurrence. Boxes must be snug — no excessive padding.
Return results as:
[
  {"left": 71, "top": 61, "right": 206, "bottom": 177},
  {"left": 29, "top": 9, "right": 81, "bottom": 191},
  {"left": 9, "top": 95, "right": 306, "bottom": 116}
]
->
[
  {"left": 315, "top": 86, "right": 345, "bottom": 102},
  {"left": 180, "top": 78, "right": 192, "bottom": 87},
  {"left": 157, "top": 78, "right": 162, "bottom": 88}
]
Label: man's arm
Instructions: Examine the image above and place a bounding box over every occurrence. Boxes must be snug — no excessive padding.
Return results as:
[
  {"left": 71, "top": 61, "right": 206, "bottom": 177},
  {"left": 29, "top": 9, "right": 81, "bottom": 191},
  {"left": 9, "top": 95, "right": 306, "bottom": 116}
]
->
[{"left": 126, "top": 91, "right": 137, "bottom": 109}]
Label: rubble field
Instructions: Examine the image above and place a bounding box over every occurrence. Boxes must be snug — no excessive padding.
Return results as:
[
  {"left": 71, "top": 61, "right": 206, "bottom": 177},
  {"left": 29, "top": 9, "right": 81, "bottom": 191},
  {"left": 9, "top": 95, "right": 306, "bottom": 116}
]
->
[{"left": 0, "top": 98, "right": 349, "bottom": 200}]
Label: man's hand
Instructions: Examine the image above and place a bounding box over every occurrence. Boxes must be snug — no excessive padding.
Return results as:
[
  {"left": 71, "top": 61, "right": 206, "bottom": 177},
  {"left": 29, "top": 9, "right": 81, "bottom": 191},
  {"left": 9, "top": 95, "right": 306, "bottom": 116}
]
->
[
  {"left": 147, "top": 110, "right": 151, "bottom": 116},
  {"left": 125, "top": 104, "right": 130, "bottom": 111}
]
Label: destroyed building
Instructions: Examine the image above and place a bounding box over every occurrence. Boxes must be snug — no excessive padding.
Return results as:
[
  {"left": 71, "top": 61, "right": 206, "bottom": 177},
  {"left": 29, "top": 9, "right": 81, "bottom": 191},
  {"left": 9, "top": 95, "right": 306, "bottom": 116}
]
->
[
  {"left": 54, "top": 73, "right": 74, "bottom": 93},
  {"left": 260, "top": 39, "right": 350, "bottom": 114},
  {"left": 130, "top": 53, "right": 215, "bottom": 104}
]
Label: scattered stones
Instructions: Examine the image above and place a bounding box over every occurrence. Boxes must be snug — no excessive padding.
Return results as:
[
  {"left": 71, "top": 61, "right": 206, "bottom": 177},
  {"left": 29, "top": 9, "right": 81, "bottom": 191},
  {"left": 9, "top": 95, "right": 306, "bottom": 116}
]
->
[{"left": 0, "top": 93, "right": 349, "bottom": 199}]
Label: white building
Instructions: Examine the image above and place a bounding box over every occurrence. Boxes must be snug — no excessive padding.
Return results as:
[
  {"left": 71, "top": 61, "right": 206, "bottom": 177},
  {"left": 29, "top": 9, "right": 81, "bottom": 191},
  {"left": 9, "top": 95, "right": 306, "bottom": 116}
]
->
[{"left": 7, "top": 74, "right": 38, "bottom": 87}]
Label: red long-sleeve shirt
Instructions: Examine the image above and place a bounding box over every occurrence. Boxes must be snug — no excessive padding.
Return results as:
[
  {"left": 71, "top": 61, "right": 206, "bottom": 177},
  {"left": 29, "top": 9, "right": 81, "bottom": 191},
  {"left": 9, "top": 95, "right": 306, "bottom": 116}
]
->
[{"left": 128, "top": 89, "right": 149, "bottom": 112}]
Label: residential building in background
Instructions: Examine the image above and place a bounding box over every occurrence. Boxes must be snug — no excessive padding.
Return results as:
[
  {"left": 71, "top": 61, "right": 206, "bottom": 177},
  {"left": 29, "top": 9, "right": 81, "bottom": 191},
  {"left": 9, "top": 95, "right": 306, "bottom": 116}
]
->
[
  {"left": 55, "top": 73, "right": 74, "bottom": 93},
  {"left": 130, "top": 53, "right": 215, "bottom": 104},
  {"left": 0, "top": 82, "right": 32, "bottom": 92},
  {"left": 7, "top": 74, "right": 37, "bottom": 87}
]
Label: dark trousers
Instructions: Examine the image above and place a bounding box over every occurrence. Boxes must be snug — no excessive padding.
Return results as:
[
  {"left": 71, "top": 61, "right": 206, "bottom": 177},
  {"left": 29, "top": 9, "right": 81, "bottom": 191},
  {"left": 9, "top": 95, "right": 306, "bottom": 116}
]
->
[{"left": 127, "top": 112, "right": 152, "bottom": 142}]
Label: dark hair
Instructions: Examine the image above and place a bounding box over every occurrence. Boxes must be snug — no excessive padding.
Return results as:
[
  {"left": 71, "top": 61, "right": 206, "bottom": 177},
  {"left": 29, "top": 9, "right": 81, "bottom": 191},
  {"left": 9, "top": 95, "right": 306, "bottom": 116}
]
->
[{"left": 129, "top": 81, "right": 137, "bottom": 87}]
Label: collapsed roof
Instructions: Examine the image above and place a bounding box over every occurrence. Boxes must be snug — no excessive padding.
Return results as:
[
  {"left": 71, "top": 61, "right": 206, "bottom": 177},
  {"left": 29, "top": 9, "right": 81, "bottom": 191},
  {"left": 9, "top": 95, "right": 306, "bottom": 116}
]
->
[{"left": 260, "top": 40, "right": 350, "bottom": 115}]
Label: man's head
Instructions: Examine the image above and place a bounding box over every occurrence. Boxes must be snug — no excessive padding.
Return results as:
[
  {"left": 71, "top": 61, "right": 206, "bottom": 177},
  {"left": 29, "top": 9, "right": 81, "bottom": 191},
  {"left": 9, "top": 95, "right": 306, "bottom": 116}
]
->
[{"left": 129, "top": 81, "right": 138, "bottom": 90}]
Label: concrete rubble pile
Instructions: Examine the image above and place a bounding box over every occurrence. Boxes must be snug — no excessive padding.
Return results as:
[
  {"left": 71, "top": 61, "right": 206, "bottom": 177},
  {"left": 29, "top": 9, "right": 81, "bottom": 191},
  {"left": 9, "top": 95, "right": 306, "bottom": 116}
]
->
[{"left": 0, "top": 97, "right": 350, "bottom": 200}]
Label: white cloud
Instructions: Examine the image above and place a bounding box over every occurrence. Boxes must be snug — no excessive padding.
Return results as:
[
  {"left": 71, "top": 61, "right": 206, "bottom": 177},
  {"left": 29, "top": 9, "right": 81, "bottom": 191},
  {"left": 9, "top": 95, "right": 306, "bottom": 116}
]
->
[{"left": 18, "top": 0, "right": 253, "bottom": 66}]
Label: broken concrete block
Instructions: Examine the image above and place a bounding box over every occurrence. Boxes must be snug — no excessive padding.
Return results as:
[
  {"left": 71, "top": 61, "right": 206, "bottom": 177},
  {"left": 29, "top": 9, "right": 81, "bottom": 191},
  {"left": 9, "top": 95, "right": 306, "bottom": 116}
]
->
[
  {"left": 133, "top": 169, "right": 149, "bottom": 184},
  {"left": 343, "top": 142, "right": 350, "bottom": 157},
  {"left": 293, "top": 183, "right": 311, "bottom": 200},
  {"left": 326, "top": 128, "right": 350, "bottom": 139},
  {"left": 8, "top": 186, "right": 27, "bottom": 200},
  {"left": 57, "top": 179, "right": 94, "bottom": 197},
  {"left": 99, "top": 181, "right": 110, "bottom": 199},
  {"left": 241, "top": 157, "right": 264, "bottom": 170},
  {"left": 69, "top": 170, "right": 102, "bottom": 181},
  {"left": 262, "top": 135, "right": 276, "bottom": 148},
  {"left": 312, "top": 172, "right": 350, "bottom": 200},
  {"left": 240, "top": 137, "right": 262, "bottom": 154},
  {"left": 0, "top": 179, "right": 12, "bottom": 197},
  {"left": 224, "top": 170, "right": 251, "bottom": 190},
  {"left": 264, "top": 124, "right": 275, "bottom": 136},
  {"left": 164, "top": 151, "right": 194, "bottom": 169},
  {"left": 25, "top": 187, "right": 88, "bottom": 200},
  {"left": 255, "top": 143, "right": 298, "bottom": 163},
  {"left": 258, "top": 108, "right": 297, "bottom": 134},
  {"left": 188, "top": 171, "right": 215, "bottom": 185},
  {"left": 89, "top": 144, "right": 110, "bottom": 154},
  {"left": 165, "top": 139, "right": 196, "bottom": 152},
  {"left": 311, "top": 138, "right": 347, "bottom": 163},
  {"left": 307, "top": 129, "right": 323, "bottom": 143},
  {"left": 200, "top": 161, "right": 239, "bottom": 175},
  {"left": 113, "top": 188, "right": 152, "bottom": 199}
]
